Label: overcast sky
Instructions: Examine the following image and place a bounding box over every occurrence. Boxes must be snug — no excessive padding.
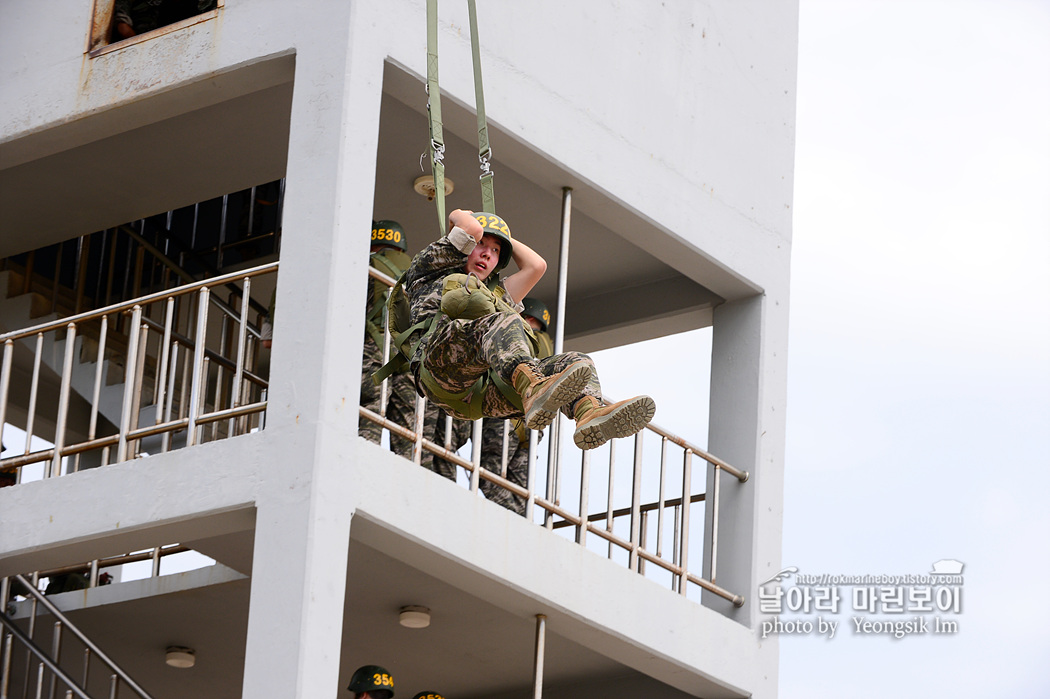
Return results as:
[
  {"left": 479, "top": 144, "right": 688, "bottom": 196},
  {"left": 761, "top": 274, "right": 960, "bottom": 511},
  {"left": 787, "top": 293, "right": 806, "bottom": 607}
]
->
[{"left": 596, "top": 0, "right": 1049, "bottom": 695}]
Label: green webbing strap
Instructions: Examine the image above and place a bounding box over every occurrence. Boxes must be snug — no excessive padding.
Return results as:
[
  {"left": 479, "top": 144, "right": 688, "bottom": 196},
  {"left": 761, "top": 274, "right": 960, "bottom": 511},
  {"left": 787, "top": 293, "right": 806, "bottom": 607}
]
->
[
  {"left": 365, "top": 253, "right": 407, "bottom": 348},
  {"left": 419, "top": 363, "right": 523, "bottom": 421},
  {"left": 372, "top": 317, "right": 432, "bottom": 384},
  {"left": 490, "top": 370, "right": 524, "bottom": 411},
  {"left": 426, "top": 0, "right": 447, "bottom": 237},
  {"left": 467, "top": 0, "right": 496, "bottom": 213}
]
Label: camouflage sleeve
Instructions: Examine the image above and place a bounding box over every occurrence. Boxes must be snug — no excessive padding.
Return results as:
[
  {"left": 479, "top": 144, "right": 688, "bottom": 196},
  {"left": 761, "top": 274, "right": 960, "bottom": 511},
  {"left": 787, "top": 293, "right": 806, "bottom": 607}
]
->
[{"left": 403, "top": 236, "right": 470, "bottom": 290}]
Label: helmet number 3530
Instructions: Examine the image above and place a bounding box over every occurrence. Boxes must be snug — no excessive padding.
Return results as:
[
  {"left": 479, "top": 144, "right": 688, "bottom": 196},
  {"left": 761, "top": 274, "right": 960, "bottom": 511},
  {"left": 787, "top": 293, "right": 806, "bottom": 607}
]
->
[{"left": 372, "top": 228, "right": 402, "bottom": 243}]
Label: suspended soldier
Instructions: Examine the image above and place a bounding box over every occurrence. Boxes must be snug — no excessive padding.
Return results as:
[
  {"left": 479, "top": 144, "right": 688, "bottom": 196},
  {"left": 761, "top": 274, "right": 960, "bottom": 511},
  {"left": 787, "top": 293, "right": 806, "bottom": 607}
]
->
[
  {"left": 378, "top": 209, "right": 654, "bottom": 452},
  {"left": 346, "top": 664, "right": 395, "bottom": 699}
]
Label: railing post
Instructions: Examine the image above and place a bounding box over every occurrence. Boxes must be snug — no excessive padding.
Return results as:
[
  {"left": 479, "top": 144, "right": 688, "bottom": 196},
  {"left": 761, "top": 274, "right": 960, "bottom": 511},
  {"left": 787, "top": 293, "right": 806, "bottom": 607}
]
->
[
  {"left": 678, "top": 450, "right": 693, "bottom": 595},
  {"left": 546, "top": 186, "right": 573, "bottom": 530},
  {"left": 577, "top": 450, "right": 590, "bottom": 545},
  {"left": 628, "top": 432, "right": 644, "bottom": 572},
  {"left": 186, "top": 289, "right": 209, "bottom": 447},
  {"left": 532, "top": 614, "right": 546, "bottom": 699},
  {"left": 229, "top": 279, "right": 250, "bottom": 437},
  {"left": 0, "top": 340, "right": 13, "bottom": 457},
  {"left": 710, "top": 464, "right": 722, "bottom": 584},
  {"left": 525, "top": 429, "right": 538, "bottom": 520},
  {"left": 48, "top": 621, "right": 62, "bottom": 699},
  {"left": 606, "top": 441, "right": 616, "bottom": 559},
  {"left": 127, "top": 323, "right": 149, "bottom": 455},
  {"left": 656, "top": 437, "right": 668, "bottom": 558},
  {"left": 51, "top": 324, "right": 77, "bottom": 478},
  {"left": 411, "top": 395, "right": 427, "bottom": 465},
  {"left": 469, "top": 419, "right": 483, "bottom": 494},
  {"left": 83, "top": 318, "right": 108, "bottom": 472},
  {"left": 161, "top": 343, "right": 179, "bottom": 453},
  {"left": 1, "top": 627, "right": 12, "bottom": 699},
  {"left": 116, "top": 308, "right": 142, "bottom": 463},
  {"left": 25, "top": 335, "right": 44, "bottom": 460},
  {"left": 156, "top": 299, "right": 174, "bottom": 433}
]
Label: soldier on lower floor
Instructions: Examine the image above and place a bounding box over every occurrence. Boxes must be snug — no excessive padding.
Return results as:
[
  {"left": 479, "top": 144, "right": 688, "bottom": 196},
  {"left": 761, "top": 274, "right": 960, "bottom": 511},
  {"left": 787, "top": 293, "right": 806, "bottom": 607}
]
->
[{"left": 346, "top": 664, "right": 395, "bottom": 699}]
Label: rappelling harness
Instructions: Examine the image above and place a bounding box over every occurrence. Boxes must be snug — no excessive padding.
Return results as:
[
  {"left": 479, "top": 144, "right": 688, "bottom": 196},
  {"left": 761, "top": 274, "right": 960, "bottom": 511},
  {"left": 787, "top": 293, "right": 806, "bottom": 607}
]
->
[{"left": 371, "top": 0, "right": 539, "bottom": 421}]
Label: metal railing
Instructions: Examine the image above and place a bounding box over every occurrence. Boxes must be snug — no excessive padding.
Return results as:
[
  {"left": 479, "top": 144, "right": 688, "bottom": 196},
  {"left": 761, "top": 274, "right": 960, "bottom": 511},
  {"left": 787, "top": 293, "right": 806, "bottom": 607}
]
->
[
  {"left": 8, "top": 544, "right": 194, "bottom": 597},
  {"left": 0, "top": 264, "right": 276, "bottom": 482},
  {"left": 0, "top": 575, "right": 155, "bottom": 699},
  {"left": 0, "top": 181, "right": 282, "bottom": 328},
  {"left": 359, "top": 266, "right": 750, "bottom": 606}
]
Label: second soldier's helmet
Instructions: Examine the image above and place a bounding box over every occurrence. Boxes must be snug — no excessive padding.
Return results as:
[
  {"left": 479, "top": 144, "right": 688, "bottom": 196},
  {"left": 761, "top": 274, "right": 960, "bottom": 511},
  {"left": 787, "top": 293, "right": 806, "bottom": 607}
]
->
[
  {"left": 372, "top": 220, "right": 408, "bottom": 252},
  {"left": 347, "top": 665, "right": 395, "bottom": 696},
  {"left": 412, "top": 693, "right": 446, "bottom": 699},
  {"left": 472, "top": 212, "right": 514, "bottom": 272},
  {"left": 522, "top": 297, "right": 550, "bottom": 332}
]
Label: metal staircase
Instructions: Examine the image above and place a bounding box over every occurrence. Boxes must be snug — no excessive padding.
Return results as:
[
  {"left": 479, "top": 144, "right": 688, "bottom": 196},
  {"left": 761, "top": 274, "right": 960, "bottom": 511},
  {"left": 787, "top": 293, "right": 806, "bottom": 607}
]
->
[
  {"left": 1, "top": 575, "right": 155, "bottom": 699},
  {"left": 1, "top": 182, "right": 282, "bottom": 479}
]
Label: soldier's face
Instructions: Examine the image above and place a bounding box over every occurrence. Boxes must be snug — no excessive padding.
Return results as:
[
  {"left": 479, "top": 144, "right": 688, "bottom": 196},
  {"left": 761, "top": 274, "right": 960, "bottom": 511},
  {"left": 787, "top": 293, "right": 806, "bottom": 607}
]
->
[{"left": 465, "top": 234, "right": 502, "bottom": 280}]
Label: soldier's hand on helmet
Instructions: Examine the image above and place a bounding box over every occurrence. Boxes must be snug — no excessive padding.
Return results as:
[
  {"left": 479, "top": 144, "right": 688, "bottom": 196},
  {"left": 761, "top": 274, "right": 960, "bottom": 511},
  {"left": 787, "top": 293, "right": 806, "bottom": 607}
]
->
[{"left": 449, "top": 209, "right": 483, "bottom": 242}]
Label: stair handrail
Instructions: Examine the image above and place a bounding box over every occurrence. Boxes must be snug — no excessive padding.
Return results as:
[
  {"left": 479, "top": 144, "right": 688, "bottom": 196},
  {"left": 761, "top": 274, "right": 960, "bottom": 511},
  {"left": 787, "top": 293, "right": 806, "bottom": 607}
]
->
[
  {"left": 3, "top": 574, "right": 155, "bottom": 699},
  {"left": 0, "top": 614, "right": 93, "bottom": 699},
  {"left": 119, "top": 223, "right": 271, "bottom": 317},
  {"left": 0, "top": 262, "right": 277, "bottom": 344}
]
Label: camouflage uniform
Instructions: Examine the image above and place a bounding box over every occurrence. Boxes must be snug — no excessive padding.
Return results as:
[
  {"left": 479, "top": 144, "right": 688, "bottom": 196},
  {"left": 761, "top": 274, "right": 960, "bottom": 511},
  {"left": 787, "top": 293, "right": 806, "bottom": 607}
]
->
[
  {"left": 403, "top": 232, "right": 602, "bottom": 421},
  {"left": 360, "top": 248, "right": 421, "bottom": 460},
  {"left": 426, "top": 409, "right": 472, "bottom": 481},
  {"left": 478, "top": 327, "right": 553, "bottom": 515}
]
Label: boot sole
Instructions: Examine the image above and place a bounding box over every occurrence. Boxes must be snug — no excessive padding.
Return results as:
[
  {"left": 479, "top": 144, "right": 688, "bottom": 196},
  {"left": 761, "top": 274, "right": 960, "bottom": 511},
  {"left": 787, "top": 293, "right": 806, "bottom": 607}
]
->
[
  {"left": 523, "top": 363, "right": 592, "bottom": 431},
  {"left": 573, "top": 396, "right": 656, "bottom": 450}
]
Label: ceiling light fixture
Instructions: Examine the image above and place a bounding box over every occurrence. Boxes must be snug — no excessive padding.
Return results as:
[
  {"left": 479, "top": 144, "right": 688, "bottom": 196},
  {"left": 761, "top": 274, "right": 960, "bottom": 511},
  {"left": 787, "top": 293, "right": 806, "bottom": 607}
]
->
[
  {"left": 165, "top": 646, "right": 196, "bottom": 669},
  {"left": 399, "top": 605, "right": 431, "bottom": 629},
  {"left": 413, "top": 175, "right": 454, "bottom": 201}
]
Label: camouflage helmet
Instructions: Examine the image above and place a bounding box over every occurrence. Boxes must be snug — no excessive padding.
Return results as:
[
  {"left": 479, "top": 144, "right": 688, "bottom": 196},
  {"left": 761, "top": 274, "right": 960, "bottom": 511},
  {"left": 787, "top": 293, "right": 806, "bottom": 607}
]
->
[
  {"left": 412, "top": 693, "right": 446, "bottom": 699},
  {"left": 522, "top": 297, "right": 550, "bottom": 332},
  {"left": 347, "top": 665, "right": 395, "bottom": 695},
  {"left": 371, "top": 220, "right": 408, "bottom": 252},
  {"left": 471, "top": 212, "right": 514, "bottom": 272}
]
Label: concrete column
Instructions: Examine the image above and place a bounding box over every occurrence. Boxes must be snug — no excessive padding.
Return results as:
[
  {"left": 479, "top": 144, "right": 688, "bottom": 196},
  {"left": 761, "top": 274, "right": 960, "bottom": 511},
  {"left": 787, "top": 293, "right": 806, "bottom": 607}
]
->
[
  {"left": 239, "top": 4, "right": 383, "bottom": 696},
  {"left": 705, "top": 290, "right": 788, "bottom": 697}
]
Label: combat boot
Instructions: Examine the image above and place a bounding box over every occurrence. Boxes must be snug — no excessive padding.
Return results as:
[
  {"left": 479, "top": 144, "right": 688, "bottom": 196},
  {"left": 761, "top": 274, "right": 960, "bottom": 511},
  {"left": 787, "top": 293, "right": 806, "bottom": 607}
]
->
[
  {"left": 512, "top": 361, "right": 592, "bottom": 430},
  {"left": 572, "top": 395, "right": 656, "bottom": 450}
]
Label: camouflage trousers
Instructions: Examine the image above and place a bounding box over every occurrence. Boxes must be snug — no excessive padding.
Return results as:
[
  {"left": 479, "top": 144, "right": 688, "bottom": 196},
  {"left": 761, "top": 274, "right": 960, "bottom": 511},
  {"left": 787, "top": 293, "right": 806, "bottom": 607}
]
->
[
  {"left": 478, "top": 418, "right": 543, "bottom": 516},
  {"left": 425, "top": 409, "right": 472, "bottom": 481},
  {"left": 362, "top": 336, "right": 466, "bottom": 478},
  {"left": 416, "top": 311, "right": 601, "bottom": 419},
  {"left": 361, "top": 336, "right": 419, "bottom": 460},
  {"left": 424, "top": 414, "right": 540, "bottom": 516}
]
